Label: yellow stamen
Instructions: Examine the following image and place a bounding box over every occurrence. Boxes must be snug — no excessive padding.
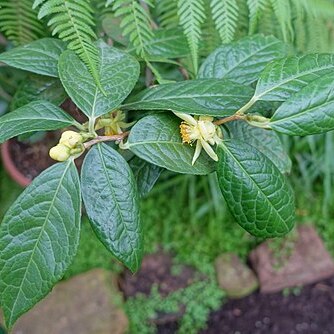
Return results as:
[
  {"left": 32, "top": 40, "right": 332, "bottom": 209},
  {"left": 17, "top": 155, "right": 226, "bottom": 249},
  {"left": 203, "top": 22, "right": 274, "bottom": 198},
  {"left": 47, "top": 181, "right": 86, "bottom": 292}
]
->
[{"left": 180, "top": 122, "right": 192, "bottom": 144}]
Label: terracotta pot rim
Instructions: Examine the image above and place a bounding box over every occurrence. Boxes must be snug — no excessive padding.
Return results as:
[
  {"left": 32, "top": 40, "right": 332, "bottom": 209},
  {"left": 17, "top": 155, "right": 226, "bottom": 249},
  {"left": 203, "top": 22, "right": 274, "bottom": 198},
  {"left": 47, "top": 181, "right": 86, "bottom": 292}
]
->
[{"left": 1, "top": 140, "right": 30, "bottom": 187}]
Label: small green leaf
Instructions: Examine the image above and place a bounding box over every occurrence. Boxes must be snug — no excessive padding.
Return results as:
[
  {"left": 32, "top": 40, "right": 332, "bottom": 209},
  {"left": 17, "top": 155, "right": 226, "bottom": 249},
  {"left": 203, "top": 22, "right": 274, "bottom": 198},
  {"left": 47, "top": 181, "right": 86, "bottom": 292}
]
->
[
  {"left": 122, "top": 79, "right": 254, "bottom": 117},
  {"left": 254, "top": 54, "right": 334, "bottom": 101},
  {"left": 217, "top": 140, "right": 295, "bottom": 238},
  {"left": 0, "top": 38, "right": 66, "bottom": 77},
  {"left": 0, "top": 161, "right": 81, "bottom": 328},
  {"left": 0, "top": 100, "right": 77, "bottom": 144},
  {"left": 81, "top": 143, "right": 143, "bottom": 272},
  {"left": 58, "top": 40, "right": 140, "bottom": 119},
  {"left": 198, "top": 35, "right": 287, "bottom": 85},
  {"left": 227, "top": 121, "right": 291, "bottom": 173},
  {"left": 127, "top": 113, "right": 215, "bottom": 174},
  {"left": 129, "top": 156, "right": 164, "bottom": 197},
  {"left": 270, "top": 74, "right": 334, "bottom": 136},
  {"left": 11, "top": 75, "right": 67, "bottom": 110}
]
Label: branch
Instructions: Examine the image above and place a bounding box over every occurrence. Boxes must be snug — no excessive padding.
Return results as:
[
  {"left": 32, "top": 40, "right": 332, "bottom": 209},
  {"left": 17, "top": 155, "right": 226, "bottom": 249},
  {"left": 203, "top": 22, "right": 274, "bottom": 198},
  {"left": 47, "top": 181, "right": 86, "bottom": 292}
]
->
[
  {"left": 83, "top": 132, "right": 129, "bottom": 149},
  {"left": 214, "top": 114, "right": 245, "bottom": 126}
]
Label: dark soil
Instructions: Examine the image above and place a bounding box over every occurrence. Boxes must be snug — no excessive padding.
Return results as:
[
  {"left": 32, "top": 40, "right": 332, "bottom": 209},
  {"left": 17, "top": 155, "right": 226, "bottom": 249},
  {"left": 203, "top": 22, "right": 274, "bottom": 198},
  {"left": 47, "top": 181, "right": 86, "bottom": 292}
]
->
[
  {"left": 119, "top": 252, "right": 334, "bottom": 334},
  {"left": 9, "top": 132, "right": 58, "bottom": 181},
  {"left": 119, "top": 252, "right": 199, "bottom": 299},
  {"left": 202, "top": 277, "right": 334, "bottom": 334}
]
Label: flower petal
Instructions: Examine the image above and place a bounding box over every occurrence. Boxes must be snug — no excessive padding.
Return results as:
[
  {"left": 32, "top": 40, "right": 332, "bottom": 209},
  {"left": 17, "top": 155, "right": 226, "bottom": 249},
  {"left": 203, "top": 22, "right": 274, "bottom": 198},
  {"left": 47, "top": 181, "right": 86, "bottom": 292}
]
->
[
  {"left": 201, "top": 140, "right": 218, "bottom": 162},
  {"left": 173, "top": 112, "right": 197, "bottom": 126},
  {"left": 192, "top": 140, "right": 202, "bottom": 165}
]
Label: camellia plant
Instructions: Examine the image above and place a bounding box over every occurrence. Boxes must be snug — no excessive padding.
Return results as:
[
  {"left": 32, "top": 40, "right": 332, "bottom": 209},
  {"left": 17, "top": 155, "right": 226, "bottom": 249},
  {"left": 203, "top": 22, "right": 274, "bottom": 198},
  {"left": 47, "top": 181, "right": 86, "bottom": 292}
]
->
[{"left": 1, "top": 0, "right": 334, "bottom": 330}]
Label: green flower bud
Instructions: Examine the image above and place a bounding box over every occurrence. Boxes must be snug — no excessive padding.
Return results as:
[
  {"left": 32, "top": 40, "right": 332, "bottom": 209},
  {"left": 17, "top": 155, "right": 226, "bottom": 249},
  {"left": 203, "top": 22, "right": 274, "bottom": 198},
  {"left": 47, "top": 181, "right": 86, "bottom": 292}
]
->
[
  {"left": 49, "top": 144, "right": 71, "bottom": 162},
  {"left": 60, "top": 131, "right": 83, "bottom": 148}
]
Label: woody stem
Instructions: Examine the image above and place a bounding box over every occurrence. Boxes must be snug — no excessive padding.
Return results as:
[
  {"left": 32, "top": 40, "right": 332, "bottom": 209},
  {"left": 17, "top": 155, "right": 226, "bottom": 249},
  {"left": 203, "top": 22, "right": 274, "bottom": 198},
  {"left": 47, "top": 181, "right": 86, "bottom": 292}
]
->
[
  {"left": 213, "top": 114, "right": 245, "bottom": 126},
  {"left": 83, "top": 132, "right": 129, "bottom": 149}
]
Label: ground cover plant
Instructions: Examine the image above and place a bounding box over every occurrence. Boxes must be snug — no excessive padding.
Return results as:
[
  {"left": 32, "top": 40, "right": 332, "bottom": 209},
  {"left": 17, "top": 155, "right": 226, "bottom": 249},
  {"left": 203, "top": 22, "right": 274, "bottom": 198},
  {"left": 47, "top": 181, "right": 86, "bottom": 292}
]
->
[{"left": 1, "top": 0, "right": 334, "bottom": 330}]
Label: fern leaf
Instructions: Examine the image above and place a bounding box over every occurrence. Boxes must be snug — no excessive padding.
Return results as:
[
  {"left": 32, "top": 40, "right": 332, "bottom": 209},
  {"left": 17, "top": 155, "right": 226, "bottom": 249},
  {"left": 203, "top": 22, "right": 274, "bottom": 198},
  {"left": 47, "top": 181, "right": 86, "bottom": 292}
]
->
[
  {"left": 177, "top": 0, "right": 206, "bottom": 74},
  {"left": 112, "top": 0, "right": 154, "bottom": 57},
  {"left": 306, "top": 0, "right": 334, "bottom": 18},
  {"left": 246, "top": 0, "right": 266, "bottom": 34},
  {"left": 155, "top": 0, "right": 178, "bottom": 28},
  {"left": 210, "top": 0, "right": 239, "bottom": 44},
  {"left": 270, "top": 0, "right": 293, "bottom": 42},
  {"left": 0, "top": 0, "right": 45, "bottom": 45},
  {"left": 33, "top": 0, "right": 104, "bottom": 94},
  {"left": 202, "top": 1, "right": 221, "bottom": 54},
  {"left": 234, "top": 0, "right": 249, "bottom": 36}
]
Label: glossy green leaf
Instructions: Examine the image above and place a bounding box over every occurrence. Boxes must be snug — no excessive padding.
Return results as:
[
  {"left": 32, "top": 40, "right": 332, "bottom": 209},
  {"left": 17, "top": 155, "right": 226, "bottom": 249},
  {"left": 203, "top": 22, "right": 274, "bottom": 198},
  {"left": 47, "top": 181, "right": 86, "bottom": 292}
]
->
[
  {"left": 122, "top": 79, "right": 254, "bottom": 117},
  {"left": 58, "top": 40, "right": 140, "bottom": 119},
  {"left": 0, "top": 100, "right": 78, "bottom": 144},
  {"left": 0, "top": 161, "right": 81, "bottom": 328},
  {"left": 127, "top": 113, "right": 216, "bottom": 174},
  {"left": 254, "top": 54, "right": 334, "bottom": 101},
  {"left": 128, "top": 28, "right": 190, "bottom": 59},
  {"left": 81, "top": 143, "right": 143, "bottom": 272},
  {"left": 129, "top": 156, "right": 164, "bottom": 197},
  {"left": 270, "top": 74, "right": 334, "bottom": 136},
  {"left": 198, "top": 35, "right": 287, "bottom": 84},
  {"left": 0, "top": 38, "right": 66, "bottom": 77},
  {"left": 217, "top": 141, "right": 295, "bottom": 238},
  {"left": 227, "top": 121, "right": 291, "bottom": 173},
  {"left": 11, "top": 75, "right": 67, "bottom": 110}
]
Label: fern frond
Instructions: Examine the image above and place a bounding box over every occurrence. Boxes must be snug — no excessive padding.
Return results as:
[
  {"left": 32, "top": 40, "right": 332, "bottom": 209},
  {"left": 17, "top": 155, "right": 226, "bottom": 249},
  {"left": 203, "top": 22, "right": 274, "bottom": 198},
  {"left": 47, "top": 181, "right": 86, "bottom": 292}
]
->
[
  {"left": 177, "top": 0, "right": 206, "bottom": 74},
  {"left": 210, "top": 0, "right": 239, "bottom": 44},
  {"left": 291, "top": 1, "right": 307, "bottom": 52},
  {"left": 246, "top": 0, "right": 266, "bottom": 34},
  {"left": 33, "top": 0, "right": 104, "bottom": 93},
  {"left": 306, "top": 0, "right": 334, "bottom": 18},
  {"left": 112, "top": 0, "right": 154, "bottom": 57},
  {"left": 234, "top": 0, "right": 249, "bottom": 37},
  {"left": 201, "top": 1, "right": 220, "bottom": 54},
  {"left": 155, "top": 0, "right": 178, "bottom": 28},
  {"left": 306, "top": 13, "right": 327, "bottom": 52},
  {"left": 0, "top": 0, "right": 45, "bottom": 45},
  {"left": 269, "top": 0, "right": 293, "bottom": 42},
  {"left": 256, "top": 0, "right": 279, "bottom": 37}
]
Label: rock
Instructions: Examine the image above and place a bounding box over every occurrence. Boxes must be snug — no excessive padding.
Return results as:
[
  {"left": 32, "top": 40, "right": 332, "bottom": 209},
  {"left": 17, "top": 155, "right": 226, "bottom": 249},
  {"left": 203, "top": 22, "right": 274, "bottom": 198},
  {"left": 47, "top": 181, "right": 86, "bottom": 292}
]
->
[
  {"left": 9, "top": 269, "right": 128, "bottom": 334},
  {"left": 214, "top": 253, "right": 259, "bottom": 298},
  {"left": 249, "top": 225, "right": 334, "bottom": 293}
]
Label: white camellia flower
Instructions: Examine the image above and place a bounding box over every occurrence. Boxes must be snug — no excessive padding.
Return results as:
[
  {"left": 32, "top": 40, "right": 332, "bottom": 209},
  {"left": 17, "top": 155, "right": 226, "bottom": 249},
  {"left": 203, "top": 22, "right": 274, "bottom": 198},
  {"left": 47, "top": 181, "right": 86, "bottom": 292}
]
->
[{"left": 174, "top": 112, "right": 223, "bottom": 165}]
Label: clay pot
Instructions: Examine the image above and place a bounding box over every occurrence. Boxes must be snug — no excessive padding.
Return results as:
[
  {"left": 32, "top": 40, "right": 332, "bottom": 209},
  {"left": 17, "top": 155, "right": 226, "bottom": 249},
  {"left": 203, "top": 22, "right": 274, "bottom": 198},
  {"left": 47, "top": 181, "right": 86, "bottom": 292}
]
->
[{"left": 1, "top": 141, "right": 31, "bottom": 187}]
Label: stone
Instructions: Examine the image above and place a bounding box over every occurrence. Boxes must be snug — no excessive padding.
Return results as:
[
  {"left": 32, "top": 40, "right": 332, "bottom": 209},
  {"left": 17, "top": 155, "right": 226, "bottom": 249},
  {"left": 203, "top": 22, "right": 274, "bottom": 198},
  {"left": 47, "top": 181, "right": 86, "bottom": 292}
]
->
[
  {"left": 8, "top": 269, "right": 128, "bottom": 334},
  {"left": 214, "top": 253, "right": 259, "bottom": 298},
  {"left": 249, "top": 225, "right": 334, "bottom": 293}
]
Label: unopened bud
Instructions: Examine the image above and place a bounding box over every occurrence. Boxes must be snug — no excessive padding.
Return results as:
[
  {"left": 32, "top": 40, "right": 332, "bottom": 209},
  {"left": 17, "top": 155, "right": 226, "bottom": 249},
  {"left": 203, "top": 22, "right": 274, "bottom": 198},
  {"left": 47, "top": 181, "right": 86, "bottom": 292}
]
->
[
  {"left": 49, "top": 144, "right": 71, "bottom": 162},
  {"left": 60, "top": 131, "right": 83, "bottom": 148}
]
